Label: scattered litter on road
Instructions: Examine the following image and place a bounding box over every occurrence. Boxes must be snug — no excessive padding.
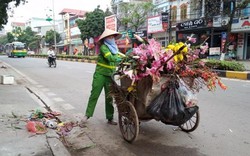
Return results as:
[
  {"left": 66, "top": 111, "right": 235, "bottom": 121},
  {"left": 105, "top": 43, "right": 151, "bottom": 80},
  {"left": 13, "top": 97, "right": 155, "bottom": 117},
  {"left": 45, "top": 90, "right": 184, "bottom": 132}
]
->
[
  {"left": 24, "top": 108, "right": 79, "bottom": 146},
  {"left": 1, "top": 65, "right": 7, "bottom": 69}
]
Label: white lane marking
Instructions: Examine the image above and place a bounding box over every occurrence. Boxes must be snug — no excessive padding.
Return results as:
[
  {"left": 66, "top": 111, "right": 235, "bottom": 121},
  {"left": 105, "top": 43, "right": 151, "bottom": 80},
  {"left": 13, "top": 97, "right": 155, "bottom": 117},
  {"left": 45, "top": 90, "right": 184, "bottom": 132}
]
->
[
  {"left": 53, "top": 97, "right": 64, "bottom": 102},
  {"left": 47, "top": 92, "right": 57, "bottom": 96},
  {"left": 221, "top": 77, "right": 250, "bottom": 83},
  {"left": 62, "top": 103, "right": 75, "bottom": 110},
  {"left": 36, "top": 85, "right": 44, "bottom": 88},
  {"left": 243, "top": 84, "right": 250, "bottom": 88}
]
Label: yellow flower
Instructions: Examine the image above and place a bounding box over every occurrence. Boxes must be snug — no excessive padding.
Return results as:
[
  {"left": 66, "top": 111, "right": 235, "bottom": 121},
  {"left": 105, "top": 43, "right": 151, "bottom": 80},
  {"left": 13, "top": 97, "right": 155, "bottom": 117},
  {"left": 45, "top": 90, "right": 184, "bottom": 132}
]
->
[
  {"left": 174, "top": 54, "right": 184, "bottom": 62},
  {"left": 182, "top": 46, "right": 188, "bottom": 54},
  {"left": 167, "top": 45, "right": 175, "bottom": 51}
]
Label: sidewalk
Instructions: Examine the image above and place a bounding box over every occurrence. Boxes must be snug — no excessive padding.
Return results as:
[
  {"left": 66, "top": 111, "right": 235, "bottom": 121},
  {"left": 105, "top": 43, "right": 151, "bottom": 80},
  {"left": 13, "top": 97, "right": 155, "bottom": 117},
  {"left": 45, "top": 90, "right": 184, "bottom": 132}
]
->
[
  {"left": 0, "top": 62, "right": 72, "bottom": 156},
  {"left": 0, "top": 60, "right": 104, "bottom": 156}
]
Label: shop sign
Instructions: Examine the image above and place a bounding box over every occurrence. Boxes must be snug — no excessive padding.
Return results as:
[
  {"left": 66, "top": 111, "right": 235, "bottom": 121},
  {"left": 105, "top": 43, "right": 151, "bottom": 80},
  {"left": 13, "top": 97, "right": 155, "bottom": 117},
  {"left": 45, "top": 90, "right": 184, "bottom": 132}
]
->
[
  {"left": 231, "top": 16, "right": 250, "bottom": 32},
  {"left": 237, "top": 33, "right": 244, "bottom": 59},
  {"left": 116, "top": 39, "right": 131, "bottom": 49},
  {"left": 105, "top": 15, "right": 117, "bottom": 31},
  {"left": 135, "top": 31, "right": 147, "bottom": 38},
  {"left": 176, "top": 18, "right": 205, "bottom": 30},
  {"left": 213, "top": 16, "right": 229, "bottom": 27},
  {"left": 161, "top": 12, "right": 168, "bottom": 31},
  {"left": 70, "top": 27, "right": 81, "bottom": 36},
  {"left": 121, "top": 30, "right": 133, "bottom": 39},
  {"left": 209, "top": 47, "right": 221, "bottom": 55},
  {"left": 147, "top": 15, "right": 164, "bottom": 34},
  {"left": 221, "top": 32, "right": 227, "bottom": 53},
  {"left": 71, "top": 38, "right": 82, "bottom": 45}
]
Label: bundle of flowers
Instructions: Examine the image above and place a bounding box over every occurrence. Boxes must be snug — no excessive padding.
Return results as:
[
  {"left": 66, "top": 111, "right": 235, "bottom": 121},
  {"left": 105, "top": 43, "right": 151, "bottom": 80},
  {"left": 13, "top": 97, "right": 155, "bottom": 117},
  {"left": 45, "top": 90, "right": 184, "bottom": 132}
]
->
[{"left": 117, "top": 34, "right": 227, "bottom": 92}]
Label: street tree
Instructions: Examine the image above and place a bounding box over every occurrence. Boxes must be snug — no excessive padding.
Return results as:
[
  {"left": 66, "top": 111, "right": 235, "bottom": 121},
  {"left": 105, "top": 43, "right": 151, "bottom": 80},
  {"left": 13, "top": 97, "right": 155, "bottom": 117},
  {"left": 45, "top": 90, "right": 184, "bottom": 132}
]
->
[
  {"left": 28, "top": 35, "right": 42, "bottom": 51},
  {"left": 45, "top": 29, "right": 61, "bottom": 46},
  {"left": 117, "top": 2, "right": 154, "bottom": 32},
  {"left": 204, "top": 0, "right": 250, "bottom": 60},
  {"left": 0, "top": 0, "right": 26, "bottom": 29},
  {"left": 0, "top": 35, "right": 8, "bottom": 45},
  {"left": 7, "top": 26, "right": 39, "bottom": 48},
  {"left": 76, "top": 5, "right": 111, "bottom": 41},
  {"left": 18, "top": 27, "right": 34, "bottom": 45},
  {"left": 6, "top": 32, "right": 14, "bottom": 43}
]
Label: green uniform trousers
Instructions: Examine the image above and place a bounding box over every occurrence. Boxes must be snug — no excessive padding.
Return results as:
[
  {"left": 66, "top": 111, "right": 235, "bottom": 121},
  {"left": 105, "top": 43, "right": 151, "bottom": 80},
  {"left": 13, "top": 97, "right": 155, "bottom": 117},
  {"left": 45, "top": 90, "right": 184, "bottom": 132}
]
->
[{"left": 85, "top": 72, "right": 114, "bottom": 120}]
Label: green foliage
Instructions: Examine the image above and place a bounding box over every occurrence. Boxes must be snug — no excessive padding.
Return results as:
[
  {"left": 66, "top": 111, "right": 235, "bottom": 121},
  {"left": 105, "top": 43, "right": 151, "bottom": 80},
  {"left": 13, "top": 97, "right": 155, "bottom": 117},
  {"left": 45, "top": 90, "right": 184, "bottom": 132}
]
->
[
  {"left": 5, "top": 26, "right": 42, "bottom": 50},
  {"left": 29, "top": 40, "right": 39, "bottom": 50},
  {"left": 0, "top": 0, "right": 26, "bottom": 29},
  {"left": 7, "top": 32, "right": 15, "bottom": 43},
  {"left": 205, "top": 59, "right": 246, "bottom": 71},
  {"left": 76, "top": 5, "right": 107, "bottom": 40},
  {"left": 45, "top": 29, "right": 61, "bottom": 46},
  {"left": 104, "top": 8, "right": 113, "bottom": 17},
  {"left": 17, "top": 27, "right": 34, "bottom": 45},
  {"left": 118, "top": 2, "right": 154, "bottom": 31},
  {"left": 0, "top": 35, "right": 8, "bottom": 44}
]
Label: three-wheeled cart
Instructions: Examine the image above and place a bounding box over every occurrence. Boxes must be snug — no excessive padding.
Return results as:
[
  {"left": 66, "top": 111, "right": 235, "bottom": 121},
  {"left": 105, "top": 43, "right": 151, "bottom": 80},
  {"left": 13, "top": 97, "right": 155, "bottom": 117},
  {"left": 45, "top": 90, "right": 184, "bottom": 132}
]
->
[{"left": 111, "top": 74, "right": 200, "bottom": 143}]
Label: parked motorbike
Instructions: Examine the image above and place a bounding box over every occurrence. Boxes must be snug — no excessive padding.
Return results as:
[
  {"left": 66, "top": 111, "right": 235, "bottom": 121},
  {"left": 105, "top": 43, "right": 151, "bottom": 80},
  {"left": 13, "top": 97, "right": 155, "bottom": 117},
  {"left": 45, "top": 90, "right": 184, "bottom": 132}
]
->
[{"left": 48, "top": 54, "right": 56, "bottom": 68}]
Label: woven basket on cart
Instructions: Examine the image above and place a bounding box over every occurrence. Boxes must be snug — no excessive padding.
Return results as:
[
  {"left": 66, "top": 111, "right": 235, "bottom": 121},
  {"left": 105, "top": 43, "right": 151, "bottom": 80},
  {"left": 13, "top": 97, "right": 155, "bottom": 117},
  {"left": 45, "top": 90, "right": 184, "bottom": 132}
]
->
[{"left": 111, "top": 75, "right": 175, "bottom": 120}]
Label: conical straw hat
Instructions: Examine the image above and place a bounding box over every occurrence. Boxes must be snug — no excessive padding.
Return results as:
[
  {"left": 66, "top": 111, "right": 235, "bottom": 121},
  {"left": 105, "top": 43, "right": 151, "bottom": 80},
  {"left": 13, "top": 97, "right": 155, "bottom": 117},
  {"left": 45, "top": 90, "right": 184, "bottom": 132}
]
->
[{"left": 98, "top": 29, "right": 122, "bottom": 42}]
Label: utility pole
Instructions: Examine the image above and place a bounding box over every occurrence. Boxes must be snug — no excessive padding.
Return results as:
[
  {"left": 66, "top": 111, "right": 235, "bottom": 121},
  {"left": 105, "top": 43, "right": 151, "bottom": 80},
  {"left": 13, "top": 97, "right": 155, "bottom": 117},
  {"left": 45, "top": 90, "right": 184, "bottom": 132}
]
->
[
  {"left": 52, "top": 0, "right": 57, "bottom": 53},
  {"left": 168, "top": 5, "right": 172, "bottom": 43}
]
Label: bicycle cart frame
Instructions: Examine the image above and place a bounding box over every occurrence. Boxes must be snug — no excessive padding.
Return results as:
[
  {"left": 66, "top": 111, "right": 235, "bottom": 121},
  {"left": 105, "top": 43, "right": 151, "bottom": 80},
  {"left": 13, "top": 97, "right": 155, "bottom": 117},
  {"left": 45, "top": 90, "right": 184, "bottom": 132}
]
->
[{"left": 111, "top": 73, "right": 200, "bottom": 143}]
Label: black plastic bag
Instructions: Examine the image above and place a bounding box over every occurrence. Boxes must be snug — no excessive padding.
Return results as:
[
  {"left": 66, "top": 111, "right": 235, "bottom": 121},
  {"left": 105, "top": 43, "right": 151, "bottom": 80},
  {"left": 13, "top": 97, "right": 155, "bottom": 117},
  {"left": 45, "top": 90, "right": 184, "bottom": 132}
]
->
[
  {"left": 147, "top": 80, "right": 198, "bottom": 126},
  {"left": 146, "top": 88, "right": 166, "bottom": 120}
]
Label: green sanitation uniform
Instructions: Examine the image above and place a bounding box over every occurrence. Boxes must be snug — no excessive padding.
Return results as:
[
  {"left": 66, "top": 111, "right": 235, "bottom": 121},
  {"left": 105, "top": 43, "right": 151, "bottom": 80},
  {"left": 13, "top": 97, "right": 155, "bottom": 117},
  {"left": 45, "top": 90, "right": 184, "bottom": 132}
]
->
[{"left": 85, "top": 44, "right": 121, "bottom": 120}]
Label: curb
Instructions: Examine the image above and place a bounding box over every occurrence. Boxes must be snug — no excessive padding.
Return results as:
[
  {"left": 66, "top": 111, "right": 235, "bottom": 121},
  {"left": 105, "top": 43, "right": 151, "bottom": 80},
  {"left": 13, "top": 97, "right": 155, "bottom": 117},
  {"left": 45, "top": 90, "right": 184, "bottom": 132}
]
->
[
  {"left": 29, "top": 56, "right": 97, "bottom": 64},
  {"left": 46, "top": 130, "right": 71, "bottom": 156},
  {"left": 213, "top": 69, "right": 250, "bottom": 80}
]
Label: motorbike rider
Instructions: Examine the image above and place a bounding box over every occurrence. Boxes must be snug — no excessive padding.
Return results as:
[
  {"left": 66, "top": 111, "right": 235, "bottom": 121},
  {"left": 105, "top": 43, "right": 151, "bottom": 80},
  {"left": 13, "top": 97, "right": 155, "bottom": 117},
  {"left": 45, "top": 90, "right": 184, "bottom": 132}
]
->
[{"left": 47, "top": 47, "right": 55, "bottom": 63}]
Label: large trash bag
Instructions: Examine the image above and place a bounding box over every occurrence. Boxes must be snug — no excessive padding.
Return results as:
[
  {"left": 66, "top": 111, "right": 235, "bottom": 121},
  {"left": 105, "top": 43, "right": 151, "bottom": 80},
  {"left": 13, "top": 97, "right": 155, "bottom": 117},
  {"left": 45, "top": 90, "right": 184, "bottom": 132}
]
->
[{"left": 147, "top": 80, "right": 198, "bottom": 126}]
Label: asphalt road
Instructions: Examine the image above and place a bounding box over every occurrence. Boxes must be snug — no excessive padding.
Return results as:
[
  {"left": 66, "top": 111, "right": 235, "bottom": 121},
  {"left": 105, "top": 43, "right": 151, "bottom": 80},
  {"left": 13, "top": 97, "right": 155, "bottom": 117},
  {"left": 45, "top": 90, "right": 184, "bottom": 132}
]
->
[{"left": 1, "top": 56, "right": 250, "bottom": 156}]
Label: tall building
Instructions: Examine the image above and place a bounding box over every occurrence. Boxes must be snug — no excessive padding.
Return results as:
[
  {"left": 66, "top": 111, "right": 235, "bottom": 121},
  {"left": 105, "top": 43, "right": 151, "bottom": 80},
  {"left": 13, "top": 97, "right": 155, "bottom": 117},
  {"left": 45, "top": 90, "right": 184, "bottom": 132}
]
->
[
  {"left": 59, "top": 8, "right": 87, "bottom": 55},
  {"left": 25, "top": 17, "right": 61, "bottom": 33}
]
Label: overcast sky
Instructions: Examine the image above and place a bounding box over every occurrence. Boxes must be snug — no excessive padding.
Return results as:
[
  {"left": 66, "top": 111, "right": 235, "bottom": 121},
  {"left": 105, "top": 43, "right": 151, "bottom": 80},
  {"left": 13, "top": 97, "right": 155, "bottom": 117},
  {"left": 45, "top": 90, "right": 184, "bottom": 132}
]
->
[{"left": 4, "top": 0, "right": 111, "bottom": 30}]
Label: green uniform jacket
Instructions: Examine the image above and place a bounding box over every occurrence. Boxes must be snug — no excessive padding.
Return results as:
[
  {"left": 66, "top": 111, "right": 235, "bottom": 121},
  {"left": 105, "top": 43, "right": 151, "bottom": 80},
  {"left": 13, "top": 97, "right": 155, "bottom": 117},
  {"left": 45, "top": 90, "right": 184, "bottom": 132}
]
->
[{"left": 95, "top": 44, "right": 121, "bottom": 76}]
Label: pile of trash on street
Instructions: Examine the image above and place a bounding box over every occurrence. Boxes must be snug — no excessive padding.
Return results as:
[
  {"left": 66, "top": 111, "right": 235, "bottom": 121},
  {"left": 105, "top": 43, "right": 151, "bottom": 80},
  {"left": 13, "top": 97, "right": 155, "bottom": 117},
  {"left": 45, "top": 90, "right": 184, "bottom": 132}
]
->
[{"left": 26, "top": 109, "right": 78, "bottom": 138}]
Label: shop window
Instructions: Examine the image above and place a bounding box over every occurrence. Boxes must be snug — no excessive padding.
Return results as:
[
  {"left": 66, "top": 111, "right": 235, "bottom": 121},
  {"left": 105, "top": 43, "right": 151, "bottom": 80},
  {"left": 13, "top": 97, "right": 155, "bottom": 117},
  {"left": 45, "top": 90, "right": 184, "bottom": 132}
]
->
[
  {"left": 180, "top": 4, "right": 187, "bottom": 20},
  {"left": 171, "top": 6, "right": 177, "bottom": 22},
  {"left": 205, "top": 0, "right": 220, "bottom": 17},
  {"left": 242, "top": 5, "right": 250, "bottom": 17},
  {"left": 64, "top": 20, "right": 68, "bottom": 29}
]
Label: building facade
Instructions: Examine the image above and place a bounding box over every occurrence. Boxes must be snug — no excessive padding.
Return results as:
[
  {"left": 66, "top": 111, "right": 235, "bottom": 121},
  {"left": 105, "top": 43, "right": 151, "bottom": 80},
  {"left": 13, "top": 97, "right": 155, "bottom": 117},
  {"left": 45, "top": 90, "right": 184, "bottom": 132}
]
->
[
  {"left": 59, "top": 8, "right": 87, "bottom": 55},
  {"left": 151, "top": 0, "right": 250, "bottom": 60}
]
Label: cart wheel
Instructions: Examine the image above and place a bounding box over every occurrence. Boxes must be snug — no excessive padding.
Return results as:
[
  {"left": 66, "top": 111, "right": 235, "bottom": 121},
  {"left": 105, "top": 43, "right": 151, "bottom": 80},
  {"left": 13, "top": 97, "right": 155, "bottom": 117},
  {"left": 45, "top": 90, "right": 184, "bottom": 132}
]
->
[
  {"left": 118, "top": 101, "right": 139, "bottom": 143},
  {"left": 179, "top": 110, "right": 200, "bottom": 132}
]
